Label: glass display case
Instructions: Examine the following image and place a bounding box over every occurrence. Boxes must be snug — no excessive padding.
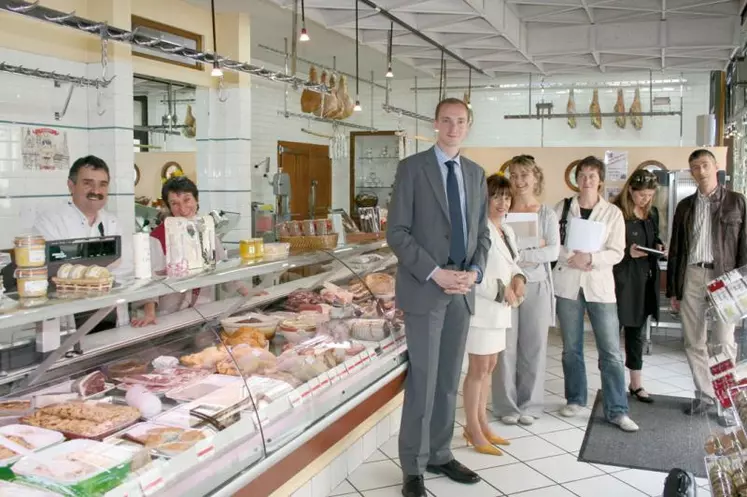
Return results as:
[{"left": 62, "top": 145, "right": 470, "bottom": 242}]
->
[
  {"left": 349, "top": 131, "right": 406, "bottom": 215},
  {"left": 0, "top": 240, "right": 405, "bottom": 496}
]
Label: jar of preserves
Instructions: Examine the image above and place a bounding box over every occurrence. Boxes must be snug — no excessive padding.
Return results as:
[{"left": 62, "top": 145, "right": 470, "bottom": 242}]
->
[
  {"left": 239, "top": 240, "right": 257, "bottom": 260},
  {"left": 14, "top": 266, "right": 49, "bottom": 298},
  {"left": 14, "top": 234, "right": 46, "bottom": 268},
  {"left": 253, "top": 238, "right": 264, "bottom": 258}
]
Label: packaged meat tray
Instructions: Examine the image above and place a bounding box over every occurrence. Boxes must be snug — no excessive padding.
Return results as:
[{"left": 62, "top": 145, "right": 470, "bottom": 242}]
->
[
  {"left": 12, "top": 439, "right": 135, "bottom": 496},
  {"left": 21, "top": 401, "right": 141, "bottom": 440},
  {"left": 166, "top": 374, "right": 242, "bottom": 402},
  {"left": 220, "top": 312, "right": 281, "bottom": 337},
  {"left": 0, "top": 480, "right": 60, "bottom": 497},
  {"left": 0, "top": 424, "right": 64, "bottom": 466},
  {"left": 115, "top": 422, "right": 208, "bottom": 457},
  {"left": 115, "top": 367, "right": 212, "bottom": 395},
  {"left": 0, "top": 399, "right": 33, "bottom": 417}
]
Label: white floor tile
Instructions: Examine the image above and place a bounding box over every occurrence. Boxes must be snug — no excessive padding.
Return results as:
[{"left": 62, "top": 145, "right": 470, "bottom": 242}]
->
[
  {"left": 508, "top": 485, "right": 577, "bottom": 497},
  {"left": 563, "top": 474, "right": 647, "bottom": 496},
  {"left": 330, "top": 481, "right": 357, "bottom": 496},
  {"left": 641, "top": 378, "right": 681, "bottom": 395},
  {"left": 659, "top": 375, "right": 695, "bottom": 391},
  {"left": 614, "top": 469, "right": 667, "bottom": 496},
  {"left": 542, "top": 394, "right": 568, "bottom": 413},
  {"left": 590, "top": 462, "right": 627, "bottom": 474},
  {"left": 502, "top": 435, "right": 566, "bottom": 461},
  {"left": 348, "top": 460, "right": 403, "bottom": 491},
  {"left": 658, "top": 362, "right": 693, "bottom": 376},
  {"left": 546, "top": 364, "right": 565, "bottom": 377},
  {"left": 366, "top": 450, "right": 390, "bottom": 463},
  {"left": 455, "top": 407, "right": 467, "bottom": 426},
  {"left": 548, "top": 407, "right": 592, "bottom": 428},
  {"left": 544, "top": 378, "right": 566, "bottom": 395},
  {"left": 450, "top": 446, "right": 518, "bottom": 470},
  {"left": 425, "top": 477, "right": 501, "bottom": 497},
  {"left": 480, "top": 462, "right": 554, "bottom": 495},
  {"left": 539, "top": 428, "right": 586, "bottom": 453},
  {"left": 359, "top": 485, "right": 403, "bottom": 497},
  {"left": 527, "top": 453, "right": 603, "bottom": 483},
  {"left": 641, "top": 365, "right": 684, "bottom": 380},
  {"left": 521, "top": 415, "right": 575, "bottom": 435},
  {"left": 379, "top": 436, "right": 398, "bottom": 459},
  {"left": 485, "top": 420, "right": 533, "bottom": 440}
]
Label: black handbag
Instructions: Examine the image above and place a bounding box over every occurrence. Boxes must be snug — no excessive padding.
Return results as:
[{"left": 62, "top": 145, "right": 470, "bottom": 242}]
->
[{"left": 662, "top": 468, "right": 697, "bottom": 497}]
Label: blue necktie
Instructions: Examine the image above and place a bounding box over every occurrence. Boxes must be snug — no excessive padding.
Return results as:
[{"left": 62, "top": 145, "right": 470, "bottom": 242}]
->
[{"left": 445, "top": 160, "right": 466, "bottom": 266}]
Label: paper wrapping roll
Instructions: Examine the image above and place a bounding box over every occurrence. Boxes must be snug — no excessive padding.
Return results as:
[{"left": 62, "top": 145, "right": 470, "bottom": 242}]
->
[{"left": 133, "top": 232, "right": 152, "bottom": 279}]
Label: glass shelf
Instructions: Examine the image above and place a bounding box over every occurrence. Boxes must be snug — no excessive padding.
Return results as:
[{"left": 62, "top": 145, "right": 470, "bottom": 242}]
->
[
  {"left": 355, "top": 185, "right": 393, "bottom": 189},
  {"left": 357, "top": 157, "right": 399, "bottom": 161}
]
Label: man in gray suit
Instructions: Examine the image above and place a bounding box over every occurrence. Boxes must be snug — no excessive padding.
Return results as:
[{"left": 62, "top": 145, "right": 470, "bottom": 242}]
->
[{"left": 387, "top": 98, "right": 490, "bottom": 497}]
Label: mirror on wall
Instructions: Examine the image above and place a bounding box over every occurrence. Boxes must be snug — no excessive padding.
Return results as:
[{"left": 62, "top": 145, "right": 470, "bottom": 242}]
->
[{"left": 565, "top": 160, "right": 581, "bottom": 192}]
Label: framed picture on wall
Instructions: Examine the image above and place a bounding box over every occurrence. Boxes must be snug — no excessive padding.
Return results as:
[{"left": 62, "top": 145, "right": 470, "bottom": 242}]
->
[
  {"left": 161, "top": 161, "right": 184, "bottom": 181},
  {"left": 636, "top": 160, "right": 668, "bottom": 172},
  {"left": 498, "top": 159, "right": 511, "bottom": 178},
  {"left": 131, "top": 16, "right": 203, "bottom": 70}
]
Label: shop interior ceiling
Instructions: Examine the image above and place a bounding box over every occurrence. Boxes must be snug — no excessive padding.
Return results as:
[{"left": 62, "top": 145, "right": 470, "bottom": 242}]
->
[{"left": 236, "top": 0, "right": 742, "bottom": 80}]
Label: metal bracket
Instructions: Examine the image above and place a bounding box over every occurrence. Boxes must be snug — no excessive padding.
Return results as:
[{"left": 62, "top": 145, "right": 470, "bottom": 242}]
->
[{"left": 55, "top": 83, "right": 75, "bottom": 120}]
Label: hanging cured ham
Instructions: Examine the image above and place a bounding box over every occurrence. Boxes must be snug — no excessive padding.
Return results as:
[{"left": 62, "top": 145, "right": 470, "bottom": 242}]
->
[
  {"left": 301, "top": 66, "right": 322, "bottom": 114},
  {"left": 630, "top": 88, "right": 643, "bottom": 130},
  {"left": 590, "top": 89, "right": 602, "bottom": 129},
  {"left": 463, "top": 91, "right": 474, "bottom": 124},
  {"left": 182, "top": 104, "right": 196, "bottom": 138},
  {"left": 567, "top": 89, "right": 577, "bottom": 129},
  {"left": 614, "top": 89, "right": 626, "bottom": 129},
  {"left": 338, "top": 75, "right": 354, "bottom": 119},
  {"left": 326, "top": 74, "right": 344, "bottom": 119}
]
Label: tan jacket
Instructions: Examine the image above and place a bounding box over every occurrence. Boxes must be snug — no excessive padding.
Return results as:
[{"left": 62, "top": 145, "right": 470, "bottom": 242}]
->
[{"left": 552, "top": 196, "right": 625, "bottom": 303}]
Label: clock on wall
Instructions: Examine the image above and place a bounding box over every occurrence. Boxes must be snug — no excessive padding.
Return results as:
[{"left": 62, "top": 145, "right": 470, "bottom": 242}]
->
[
  {"left": 498, "top": 159, "right": 512, "bottom": 178},
  {"left": 161, "top": 161, "right": 184, "bottom": 181},
  {"left": 636, "top": 160, "right": 668, "bottom": 172},
  {"left": 564, "top": 160, "right": 581, "bottom": 192}
]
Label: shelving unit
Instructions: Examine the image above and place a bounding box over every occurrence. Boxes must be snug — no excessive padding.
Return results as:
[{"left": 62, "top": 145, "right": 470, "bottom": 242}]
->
[{"left": 349, "top": 131, "right": 403, "bottom": 215}]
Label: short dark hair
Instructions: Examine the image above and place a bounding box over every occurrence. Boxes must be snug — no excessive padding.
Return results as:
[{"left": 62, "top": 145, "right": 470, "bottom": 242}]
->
[
  {"left": 487, "top": 174, "right": 511, "bottom": 199},
  {"left": 688, "top": 149, "right": 716, "bottom": 163},
  {"left": 162, "top": 176, "right": 199, "bottom": 204},
  {"left": 575, "top": 155, "right": 605, "bottom": 182},
  {"left": 434, "top": 97, "right": 470, "bottom": 120},
  {"left": 68, "top": 155, "right": 110, "bottom": 183}
]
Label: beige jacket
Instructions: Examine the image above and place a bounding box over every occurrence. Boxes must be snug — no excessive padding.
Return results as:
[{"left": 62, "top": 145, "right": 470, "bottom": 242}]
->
[
  {"left": 552, "top": 196, "right": 625, "bottom": 304},
  {"left": 470, "top": 222, "right": 524, "bottom": 329}
]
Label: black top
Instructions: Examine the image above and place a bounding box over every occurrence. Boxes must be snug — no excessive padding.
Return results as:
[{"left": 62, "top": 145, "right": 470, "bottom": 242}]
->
[{"left": 580, "top": 208, "right": 593, "bottom": 220}]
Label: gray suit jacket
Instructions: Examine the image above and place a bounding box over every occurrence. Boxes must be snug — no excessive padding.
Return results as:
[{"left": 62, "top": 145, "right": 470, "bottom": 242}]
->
[{"left": 386, "top": 147, "right": 490, "bottom": 315}]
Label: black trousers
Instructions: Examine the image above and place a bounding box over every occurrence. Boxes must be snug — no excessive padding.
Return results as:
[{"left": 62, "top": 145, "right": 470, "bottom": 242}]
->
[{"left": 623, "top": 324, "right": 646, "bottom": 371}]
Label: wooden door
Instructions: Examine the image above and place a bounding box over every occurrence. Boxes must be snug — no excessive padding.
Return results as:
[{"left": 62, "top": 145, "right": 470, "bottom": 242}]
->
[{"left": 277, "top": 141, "right": 331, "bottom": 220}]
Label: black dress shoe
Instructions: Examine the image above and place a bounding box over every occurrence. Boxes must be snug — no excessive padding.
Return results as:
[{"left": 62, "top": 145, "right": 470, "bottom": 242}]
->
[
  {"left": 425, "top": 459, "right": 480, "bottom": 484},
  {"left": 402, "top": 475, "right": 426, "bottom": 497},
  {"left": 684, "top": 399, "right": 714, "bottom": 415}
]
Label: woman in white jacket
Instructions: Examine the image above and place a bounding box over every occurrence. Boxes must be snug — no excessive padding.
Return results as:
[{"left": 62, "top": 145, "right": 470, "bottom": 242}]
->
[{"left": 462, "top": 174, "right": 526, "bottom": 456}]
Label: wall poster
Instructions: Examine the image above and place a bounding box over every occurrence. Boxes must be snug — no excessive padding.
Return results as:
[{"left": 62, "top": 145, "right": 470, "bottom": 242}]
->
[
  {"left": 21, "top": 127, "right": 70, "bottom": 171},
  {"left": 604, "top": 150, "right": 629, "bottom": 182}
]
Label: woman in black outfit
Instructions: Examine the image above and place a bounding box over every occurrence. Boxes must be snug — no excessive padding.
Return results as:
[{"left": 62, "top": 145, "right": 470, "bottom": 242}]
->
[{"left": 613, "top": 169, "right": 664, "bottom": 403}]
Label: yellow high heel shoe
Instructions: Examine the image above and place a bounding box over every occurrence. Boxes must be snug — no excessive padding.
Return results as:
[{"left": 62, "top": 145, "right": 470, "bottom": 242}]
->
[
  {"left": 483, "top": 430, "right": 511, "bottom": 446},
  {"left": 463, "top": 430, "right": 503, "bottom": 456}
]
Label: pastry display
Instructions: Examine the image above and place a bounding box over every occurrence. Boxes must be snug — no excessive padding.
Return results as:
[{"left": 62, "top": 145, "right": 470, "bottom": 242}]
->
[
  {"left": 363, "top": 273, "right": 395, "bottom": 299},
  {"left": 53, "top": 264, "right": 114, "bottom": 298},
  {"left": 21, "top": 402, "right": 141, "bottom": 438},
  {"left": 180, "top": 346, "right": 230, "bottom": 370},
  {"left": 56, "top": 263, "right": 74, "bottom": 279},
  {"left": 219, "top": 326, "right": 267, "bottom": 348},
  {"left": 216, "top": 345, "right": 277, "bottom": 377},
  {"left": 0, "top": 399, "right": 32, "bottom": 415}
]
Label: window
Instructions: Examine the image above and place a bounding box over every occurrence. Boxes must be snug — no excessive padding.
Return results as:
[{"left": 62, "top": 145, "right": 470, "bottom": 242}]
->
[
  {"left": 131, "top": 16, "right": 203, "bottom": 70},
  {"left": 133, "top": 96, "right": 149, "bottom": 153}
]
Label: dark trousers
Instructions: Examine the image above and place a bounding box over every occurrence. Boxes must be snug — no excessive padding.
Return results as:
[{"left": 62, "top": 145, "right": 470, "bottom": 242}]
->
[{"left": 623, "top": 325, "right": 646, "bottom": 370}]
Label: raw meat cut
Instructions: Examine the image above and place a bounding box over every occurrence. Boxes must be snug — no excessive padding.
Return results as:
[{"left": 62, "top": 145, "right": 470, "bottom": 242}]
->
[
  {"left": 567, "top": 89, "right": 577, "bottom": 129},
  {"left": 590, "top": 89, "right": 602, "bottom": 129},
  {"left": 72, "top": 371, "right": 106, "bottom": 397},
  {"left": 630, "top": 88, "right": 643, "bottom": 130},
  {"left": 301, "top": 66, "right": 322, "bottom": 114},
  {"left": 614, "top": 89, "right": 626, "bottom": 129},
  {"left": 338, "top": 75, "right": 354, "bottom": 119}
]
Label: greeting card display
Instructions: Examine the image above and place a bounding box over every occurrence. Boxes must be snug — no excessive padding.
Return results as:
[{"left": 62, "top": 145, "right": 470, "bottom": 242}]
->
[{"left": 164, "top": 216, "right": 216, "bottom": 277}]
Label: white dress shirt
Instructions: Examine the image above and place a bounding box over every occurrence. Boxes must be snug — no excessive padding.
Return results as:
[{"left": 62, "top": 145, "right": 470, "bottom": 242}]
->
[
  {"left": 32, "top": 201, "right": 132, "bottom": 279},
  {"left": 688, "top": 188, "right": 716, "bottom": 265}
]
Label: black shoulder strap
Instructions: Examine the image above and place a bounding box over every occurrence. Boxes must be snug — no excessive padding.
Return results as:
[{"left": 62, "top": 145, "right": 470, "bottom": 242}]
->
[{"left": 559, "top": 197, "right": 572, "bottom": 246}]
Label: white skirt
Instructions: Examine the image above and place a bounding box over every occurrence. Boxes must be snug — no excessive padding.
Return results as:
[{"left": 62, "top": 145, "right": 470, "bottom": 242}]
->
[{"left": 465, "top": 326, "right": 507, "bottom": 355}]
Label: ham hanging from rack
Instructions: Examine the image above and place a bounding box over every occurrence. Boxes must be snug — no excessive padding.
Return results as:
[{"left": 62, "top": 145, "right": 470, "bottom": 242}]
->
[
  {"left": 182, "top": 104, "right": 196, "bottom": 138},
  {"left": 567, "top": 89, "right": 577, "bottom": 129},
  {"left": 590, "top": 89, "right": 602, "bottom": 129},
  {"left": 630, "top": 88, "right": 643, "bottom": 130},
  {"left": 463, "top": 91, "right": 474, "bottom": 124},
  {"left": 614, "top": 89, "right": 626, "bottom": 129},
  {"left": 317, "top": 71, "right": 338, "bottom": 118},
  {"left": 328, "top": 73, "right": 345, "bottom": 119},
  {"left": 338, "top": 75, "right": 354, "bottom": 119},
  {"left": 301, "top": 66, "right": 322, "bottom": 114}
]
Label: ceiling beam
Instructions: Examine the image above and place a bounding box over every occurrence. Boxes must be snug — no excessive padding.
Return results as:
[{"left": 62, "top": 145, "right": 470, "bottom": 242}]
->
[{"left": 579, "top": 0, "right": 594, "bottom": 23}]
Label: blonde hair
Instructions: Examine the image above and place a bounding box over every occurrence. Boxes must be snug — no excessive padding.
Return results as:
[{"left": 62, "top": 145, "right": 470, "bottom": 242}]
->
[
  {"left": 614, "top": 169, "right": 659, "bottom": 220},
  {"left": 507, "top": 155, "right": 544, "bottom": 196}
]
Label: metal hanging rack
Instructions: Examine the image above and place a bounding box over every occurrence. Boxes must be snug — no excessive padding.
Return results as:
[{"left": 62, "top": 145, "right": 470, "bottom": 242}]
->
[
  {"left": 277, "top": 110, "right": 377, "bottom": 131},
  {"left": 0, "top": 61, "right": 111, "bottom": 88},
  {"left": 0, "top": 0, "right": 329, "bottom": 94},
  {"left": 382, "top": 76, "right": 434, "bottom": 124}
]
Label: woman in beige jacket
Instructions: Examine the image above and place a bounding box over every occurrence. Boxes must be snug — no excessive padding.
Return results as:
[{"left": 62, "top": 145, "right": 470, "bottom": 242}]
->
[{"left": 462, "top": 174, "right": 525, "bottom": 456}]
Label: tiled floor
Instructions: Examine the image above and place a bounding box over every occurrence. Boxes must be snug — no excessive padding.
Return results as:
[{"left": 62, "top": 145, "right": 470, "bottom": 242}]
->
[{"left": 327, "top": 330, "right": 714, "bottom": 497}]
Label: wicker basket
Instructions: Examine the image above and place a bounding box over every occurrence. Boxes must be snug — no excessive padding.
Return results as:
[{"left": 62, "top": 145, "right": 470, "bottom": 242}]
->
[
  {"left": 53, "top": 277, "right": 114, "bottom": 298},
  {"left": 345, "top": 232, "right": 386, "bottom": 244},
  {"left": 278, "top": 234, "right": 339, "bottom": 253}
]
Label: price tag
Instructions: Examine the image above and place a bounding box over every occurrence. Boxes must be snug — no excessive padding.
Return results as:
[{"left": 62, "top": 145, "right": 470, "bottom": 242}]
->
[
  {"left": 194, "top": 436, "right": 216, "bottom": 462},
  {"left": 318, "top": 371, "right": 331, "bottom": 390},
  {"left": 336, "top": 364, "right": 350, "bottom": 380},
  {"left": 105, "top": 482, "right": 142, "bottom": 497},
  {"left": 139, "top": 467, "right": 165, "bottom": 496},
  {"left": 297, "top": 383, "right": 312, "bottom": 400},
  {"left": 380, "top": 336, "right": 395, "bottom": 352},
  {"left": 357, "top": 352, "right": 369, "bottom": 367},
  {"left": 346, "top": 357, "right": 359, "bottom": 374},
  {"left": 288, "top": 389, "right": 303, "bottom": 408},
  {"left": 307, "top": 377, "right": 321, "bottom": 395},
  {"left": 368, "top": 349, "right": 378, "bottom": 362}
]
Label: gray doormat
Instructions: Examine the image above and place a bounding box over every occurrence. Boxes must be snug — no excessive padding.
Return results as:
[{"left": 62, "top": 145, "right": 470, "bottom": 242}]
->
[{"left": 578, "top": 391, "right": 715, "bottom": 478}]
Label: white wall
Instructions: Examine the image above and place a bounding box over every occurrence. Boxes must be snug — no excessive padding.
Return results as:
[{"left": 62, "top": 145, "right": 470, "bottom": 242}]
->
[{"left": 141, "top": 87, "right": 197, "bottom": 152}]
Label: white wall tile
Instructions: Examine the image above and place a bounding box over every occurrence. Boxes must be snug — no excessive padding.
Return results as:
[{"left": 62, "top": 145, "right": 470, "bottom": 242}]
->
[{"left": 346, "top": 437, "right": 364, "bottom": 475}]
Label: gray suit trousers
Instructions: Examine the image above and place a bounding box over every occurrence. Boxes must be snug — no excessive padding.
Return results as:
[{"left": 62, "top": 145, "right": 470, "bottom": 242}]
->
[{"left": 398, "top": 294, "right": 471, "bottom": 476}]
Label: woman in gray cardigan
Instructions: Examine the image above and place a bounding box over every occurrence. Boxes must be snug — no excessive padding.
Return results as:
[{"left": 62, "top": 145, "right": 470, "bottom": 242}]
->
[{"left": 492, "top": 155, "right": 560, "bottom": 425}]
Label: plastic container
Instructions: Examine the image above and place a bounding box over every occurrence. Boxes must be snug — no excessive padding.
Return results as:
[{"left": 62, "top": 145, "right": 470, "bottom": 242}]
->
[
  {"left": 0, "top": 424, "right": 65, "bottom": 466},
  {"left": 0, "top": 481, "right": 60, "bottom": 497},
  {"left": 263, "top": 242, "right": 290, "bottom": 261},
  {"left": 13, "top": 235, "right": 46, "bottom": 268},
  {"left": 12, "top": 439, "right": 135, "bottom": 496},
  {"left": 239, "top": 239, "right": 257, "bottom": 260},
  {"left": 14, "top": 267, "right": 48, "bottom": 298},
  {"left": 253, "top": 238, "right": 264, "bottom": 258}
]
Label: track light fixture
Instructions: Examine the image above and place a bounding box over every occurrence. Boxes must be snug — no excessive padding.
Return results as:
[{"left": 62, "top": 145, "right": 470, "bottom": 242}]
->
[
  {"left": 211, "top": 60, "right": 223, "bottom": 77},
  {"left": 354, "top": 0, "right": 362, "bottom": 111},
  {"left": 210, "top": 0, "right": 222, "bottom": 77},
  {"left": 385, "top": 21, "right": 394, "bottom": 78},
  {"left": 299, "top": 0, "right": 309, "bottom": 41},
  {"left": 354, "top": 100, "right": 362, "bottom": 112}
]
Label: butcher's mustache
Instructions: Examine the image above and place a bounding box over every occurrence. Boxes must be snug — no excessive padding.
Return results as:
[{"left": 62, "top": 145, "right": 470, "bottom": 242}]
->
[{"left": 87, "top": 193, "right": 104, "bottom": 200}]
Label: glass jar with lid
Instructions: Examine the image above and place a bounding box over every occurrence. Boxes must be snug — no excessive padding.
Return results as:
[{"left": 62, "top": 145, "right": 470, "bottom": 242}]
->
[
  {"left": 14, "top": 234, "right": 46, "bottom": 268},
  {"left": 14, "top": 266, "right": 49, "bottom": 298}
]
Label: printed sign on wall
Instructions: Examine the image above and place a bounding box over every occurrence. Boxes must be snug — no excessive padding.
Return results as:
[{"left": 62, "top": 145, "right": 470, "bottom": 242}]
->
[{"left": 21, "top": 127, "right": 70, "bottom": 171}]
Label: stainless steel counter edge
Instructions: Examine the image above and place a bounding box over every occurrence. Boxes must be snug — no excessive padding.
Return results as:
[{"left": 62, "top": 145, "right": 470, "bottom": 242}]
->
[{"left": 0, "top": 241, "right": 389, "bottom": 331}]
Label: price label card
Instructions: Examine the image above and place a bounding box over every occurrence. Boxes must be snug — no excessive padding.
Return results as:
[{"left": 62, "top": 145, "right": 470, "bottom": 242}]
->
[
  {"left": 346, "top": 357, "right": 359, "bottom": 374},
  {"left": 297, "top": 383, "right": 312, "bottom": 400},
  {"left": 318, "top": 371, "right": 332, "bottom": 390},
  {"left": 307, "top": 377, "right": 321, "bottom": 395},
  {"left": 195, "top": 436, "right": 216, "bottom": 462},
  {"left": 358, "top": 352, "right": 370, "bottom": 367},
  {"left": 328, "top": 368, "right": 339, "bottom": 384},
  {"left": 336, "top": 364, "right": 350, "bottom": 380},
  {"left": 380, "top": 336, "right": 395, "bottom": 352},
  {"left": 367, "top": 349, "right": 378, "bottom": 362},
  {"left": 105, "top": 482, "right": 143, "bottom": 497},
  {"left": 139, "top": 467, "right": 165, "bottom": 496},
  {"left": 288, "top": 389, "right": 303, "bottom": 408}
]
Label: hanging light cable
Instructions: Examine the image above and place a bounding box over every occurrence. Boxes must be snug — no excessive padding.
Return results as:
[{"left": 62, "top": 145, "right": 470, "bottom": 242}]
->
[
  {"left": 299, "top": 0, "right": 310, "bottom": 41},
  {"left": 467, "top": 68, "right": 472, "bottom": 109},
  {"left": 353, "top": 0, "right": 362, "bottom": 111},
  {"left": 210, "top": 0, "right": 222, "bottom": 77},
  {"left": 385, "top": 21, "right": 393, "bottom": 78}
]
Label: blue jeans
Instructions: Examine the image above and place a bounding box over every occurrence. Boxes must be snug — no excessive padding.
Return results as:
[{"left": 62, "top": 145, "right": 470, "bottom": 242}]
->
[{"left": 556, "top": 291, "right": 629, "bottom": 420}]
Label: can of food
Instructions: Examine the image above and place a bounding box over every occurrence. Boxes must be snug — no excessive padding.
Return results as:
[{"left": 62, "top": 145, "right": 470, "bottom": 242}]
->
[
  {"left": 301, "top": 220, "right": 316, "bottom": 236},
  {"left": 14, "top": 266, "right": 49, "bottom": 298},
  {"left": 14, "top": 234, "right": 46, "bottom": 268},
  {"left": 287, "top": 221, "right": 303, "bottom": 237},
  {"left": 253, "top": 238, "right": 264, "bottom": 258},
  {"left": 239, "top": 240, "right": 257, "bottom": 260},
  {"left": 314, "top": 219, "right": 328, "bottom": 235}
]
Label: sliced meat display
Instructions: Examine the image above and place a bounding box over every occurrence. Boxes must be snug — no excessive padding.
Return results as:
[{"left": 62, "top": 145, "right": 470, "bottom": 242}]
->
[
  {"left": 284, "top": 290, "right": 322, "bottom": 311},
  {"left": 72, "top": 371, "right": 107, "bottom": 397}
]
